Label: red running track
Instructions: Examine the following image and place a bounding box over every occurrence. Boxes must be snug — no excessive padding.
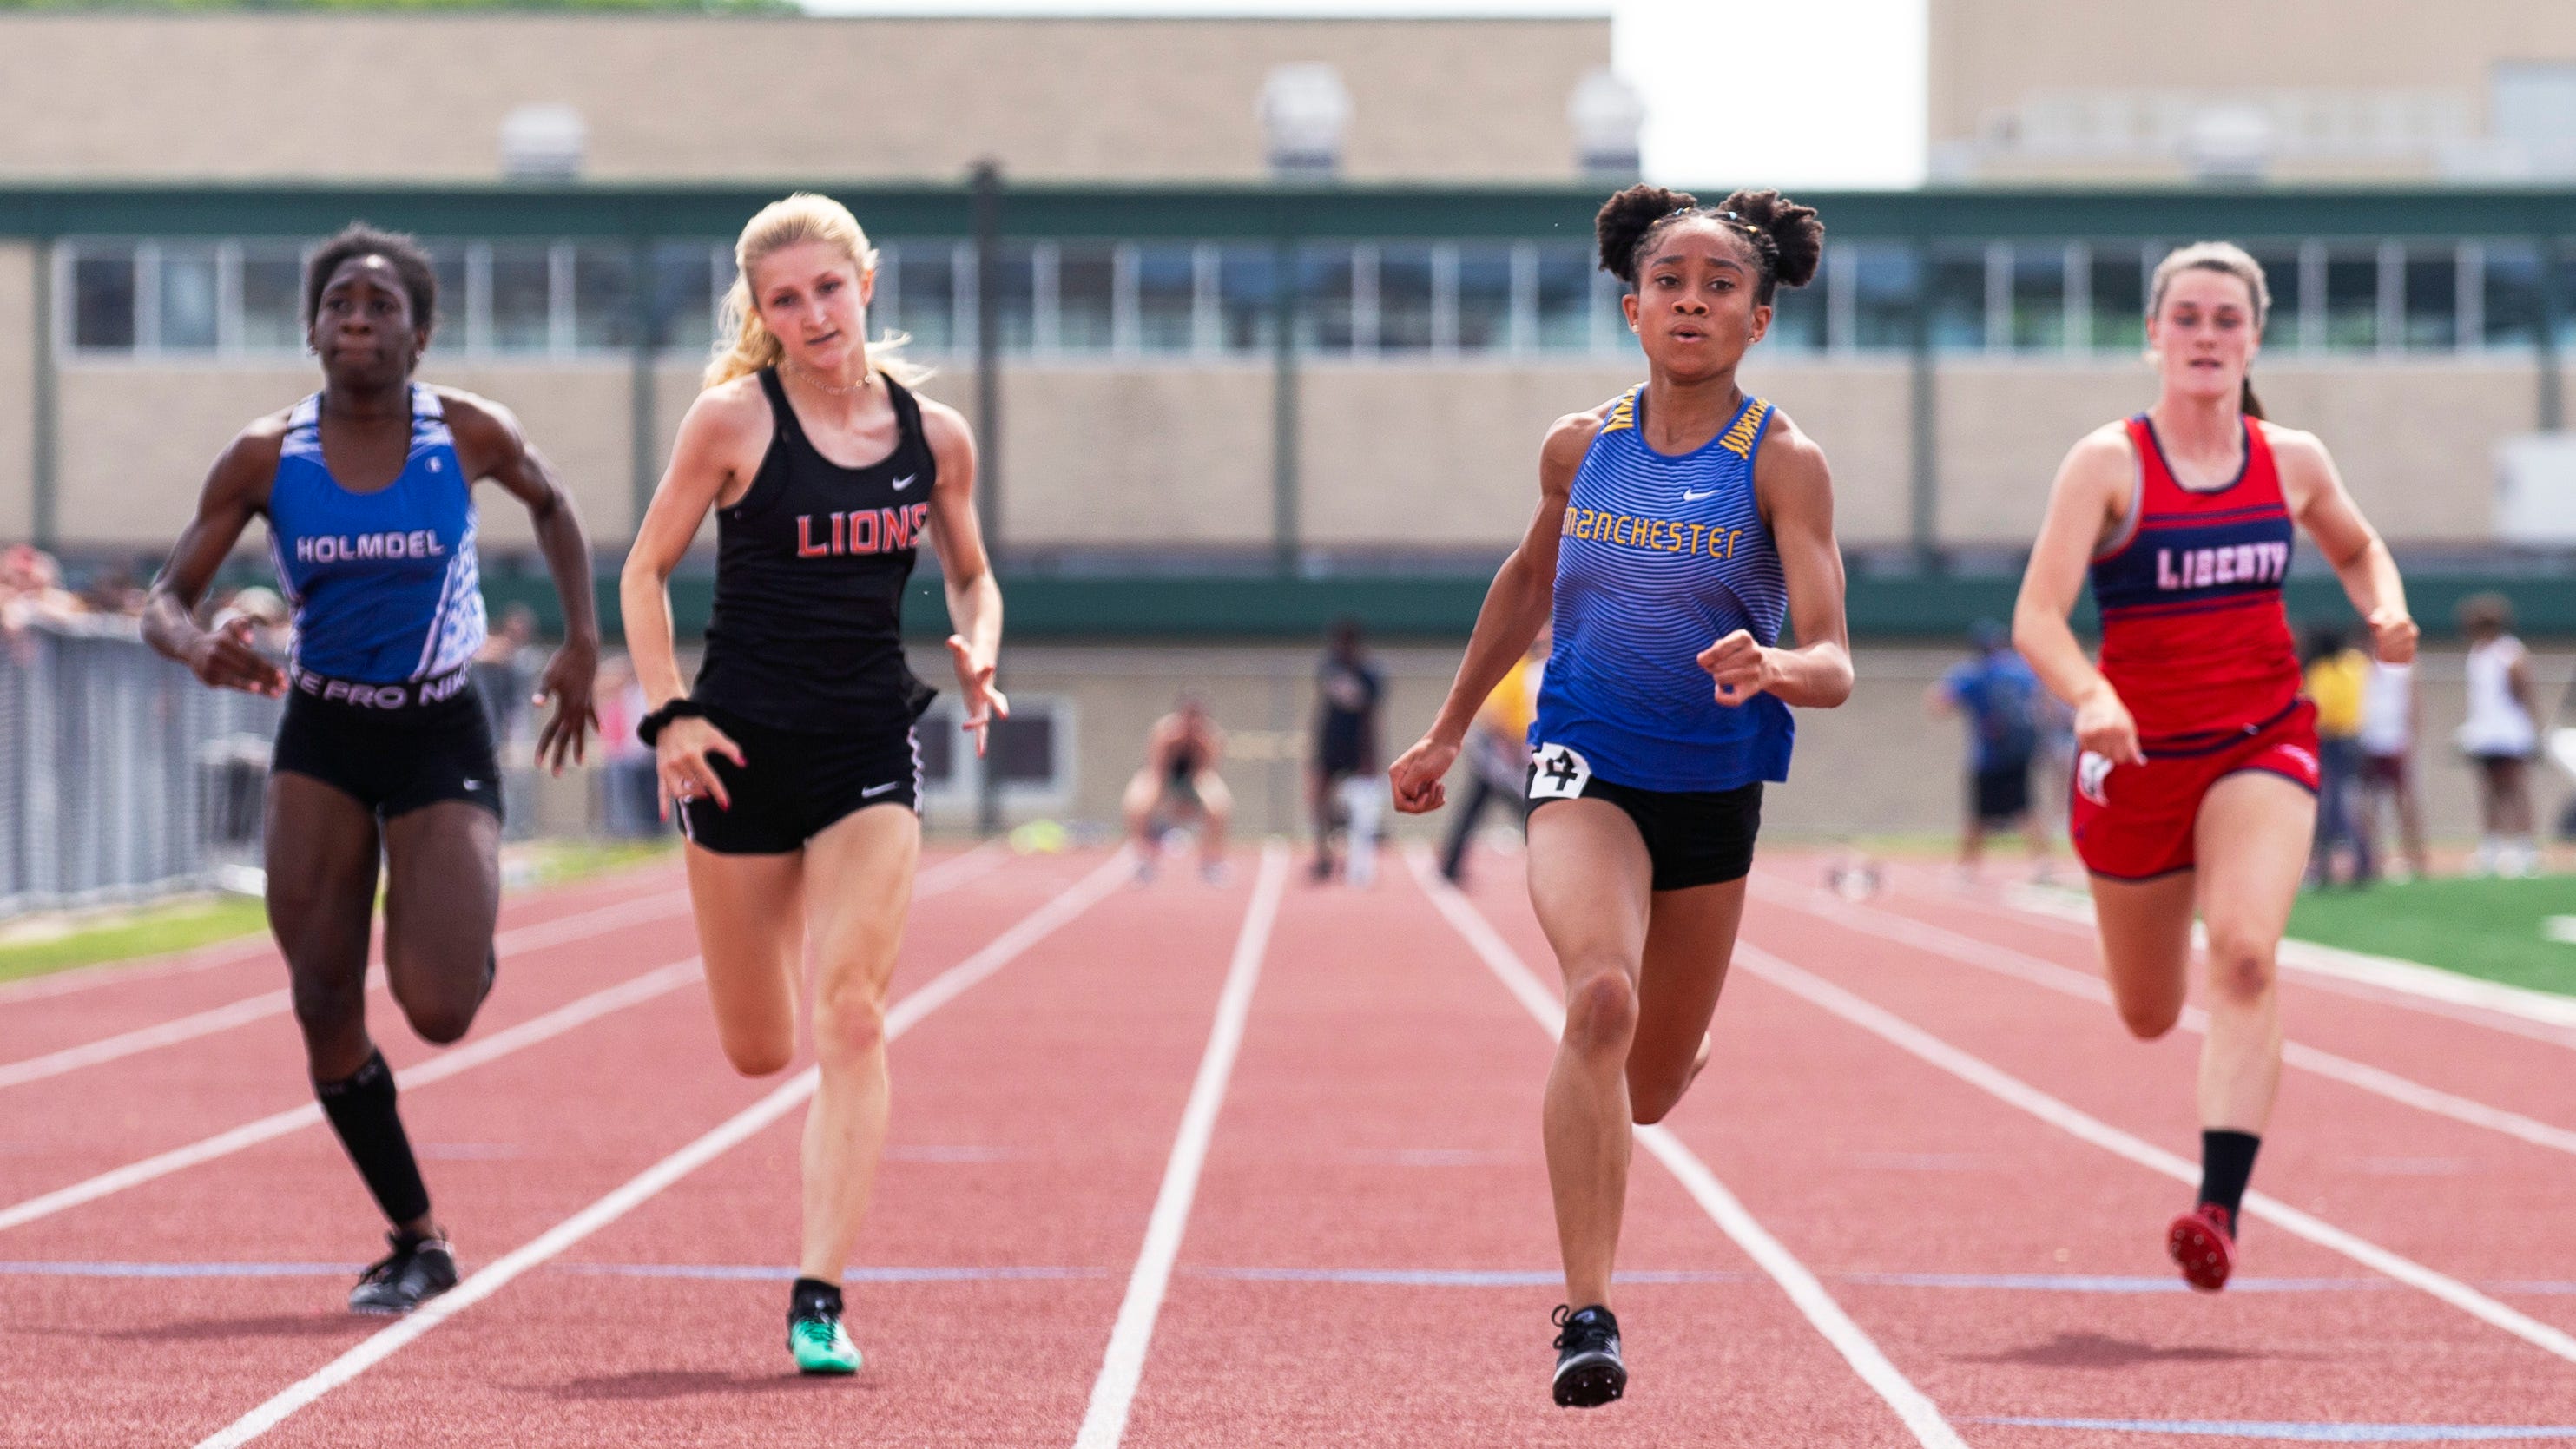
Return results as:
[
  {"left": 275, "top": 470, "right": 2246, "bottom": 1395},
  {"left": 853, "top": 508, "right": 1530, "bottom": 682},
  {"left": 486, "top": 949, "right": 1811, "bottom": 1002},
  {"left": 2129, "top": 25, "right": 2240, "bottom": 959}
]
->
[{"left": 7, "top": 841, "right": 2576, "bottom": 1446}]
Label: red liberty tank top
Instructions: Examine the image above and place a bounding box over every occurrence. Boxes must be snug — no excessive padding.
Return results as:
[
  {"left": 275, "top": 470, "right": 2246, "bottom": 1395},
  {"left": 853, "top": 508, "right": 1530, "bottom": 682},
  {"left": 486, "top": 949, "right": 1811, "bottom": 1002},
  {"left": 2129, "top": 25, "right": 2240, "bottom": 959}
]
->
[{"left": 2085, "top": 414, "right": 2300, "bottom": 752}]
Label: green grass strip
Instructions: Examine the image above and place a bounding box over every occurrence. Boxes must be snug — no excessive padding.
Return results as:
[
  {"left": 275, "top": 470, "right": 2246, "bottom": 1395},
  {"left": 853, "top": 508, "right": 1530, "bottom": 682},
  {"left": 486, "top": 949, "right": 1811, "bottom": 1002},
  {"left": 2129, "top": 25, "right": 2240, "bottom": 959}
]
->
[{"left": 2288, "top": 874, "right": 2576, "bottom": 998}]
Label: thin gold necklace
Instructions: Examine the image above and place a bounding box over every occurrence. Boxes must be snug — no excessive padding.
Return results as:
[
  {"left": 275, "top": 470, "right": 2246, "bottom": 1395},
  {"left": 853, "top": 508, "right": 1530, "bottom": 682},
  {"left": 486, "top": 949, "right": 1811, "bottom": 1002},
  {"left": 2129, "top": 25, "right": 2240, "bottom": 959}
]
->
[{"left": 784, "top": 359, "right": 874, "bottom": 396}]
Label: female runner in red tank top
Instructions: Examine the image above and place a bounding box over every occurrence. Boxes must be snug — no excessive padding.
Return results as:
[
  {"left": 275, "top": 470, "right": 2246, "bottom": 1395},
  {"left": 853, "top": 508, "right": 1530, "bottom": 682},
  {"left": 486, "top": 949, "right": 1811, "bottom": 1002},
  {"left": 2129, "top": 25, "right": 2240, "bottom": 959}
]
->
[{"left": 2014, "top": 243, "right": 2415, "bottom": 1292}]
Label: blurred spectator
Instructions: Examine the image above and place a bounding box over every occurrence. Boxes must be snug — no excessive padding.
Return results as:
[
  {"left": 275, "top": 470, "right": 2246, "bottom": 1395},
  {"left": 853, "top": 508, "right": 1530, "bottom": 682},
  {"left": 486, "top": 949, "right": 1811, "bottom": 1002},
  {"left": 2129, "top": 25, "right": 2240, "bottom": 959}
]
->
[
  {"left": 77, "top": 558, "right": 148, "bottom": 616},
  {"left": 2456, "top": 593, "right": 2539, "bottom": 878},
  {"left": 2356, "top": 654, "right": 2428, "bottom": 882},
  {"left": 211, "top": 585, "right": 294, "bottom": 660},
  {"left": 1925, "top": 620, "right": 2050, "bottom": 880},
  {"left": 594, "top": 655, "right": 666, "bottom": 839},
  {"left": 1309, "top": 616, "right": 1386, "bottom": 886},
  {"left": 1123, "top": 692, "right": 1231, "bottom": 883},
  {"left": 1440, "top": 629, "right": 1545, "bottom": 885},
  {"left": 2302, "top": 626, "right": 2369, "bottom": 887},
  {"left": 472, "top": 603, "right": 545, "bottom": 751},
  {"left": 2, "top": 543, "right": 87, "bottom": 629}
]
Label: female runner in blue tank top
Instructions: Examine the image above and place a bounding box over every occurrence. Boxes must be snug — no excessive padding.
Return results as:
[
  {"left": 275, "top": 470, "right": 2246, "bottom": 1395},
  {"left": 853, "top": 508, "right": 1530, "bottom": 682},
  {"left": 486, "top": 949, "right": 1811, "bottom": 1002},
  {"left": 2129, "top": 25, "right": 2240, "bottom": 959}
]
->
[
  {"left": 1391, "top": 185, "right": 1853, "bottom": 1408},
  {"left": 142, "top": 225, "right": 600, "bottom": 1315},
  {"left": 620, "top": 194, "right": 1007, "bottom": 1376}
]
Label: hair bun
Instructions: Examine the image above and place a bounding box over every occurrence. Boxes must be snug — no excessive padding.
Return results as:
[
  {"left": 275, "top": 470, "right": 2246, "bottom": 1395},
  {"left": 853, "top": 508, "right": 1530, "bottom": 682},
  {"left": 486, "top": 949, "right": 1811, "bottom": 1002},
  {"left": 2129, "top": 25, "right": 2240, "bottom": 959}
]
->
[
  {"left": 1594, "top": 183, "right": 1697, "bottom": 283},
  {"left": 1716, "top": 188, "right": 1823, "bottom": 290}
]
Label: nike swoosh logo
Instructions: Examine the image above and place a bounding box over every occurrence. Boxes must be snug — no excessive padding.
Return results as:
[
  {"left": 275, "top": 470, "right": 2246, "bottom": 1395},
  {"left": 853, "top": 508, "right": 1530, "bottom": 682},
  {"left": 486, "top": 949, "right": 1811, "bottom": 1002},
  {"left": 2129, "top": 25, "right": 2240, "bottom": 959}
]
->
[
  {"left": 1683, "top": 488, "right": 1719, "bottom": 503},
  {"left": 891, "top": 475, "right": 917, "bottom": 491},
  {"left": 862, "top": 781, "right": 901, "bottom": 798}
]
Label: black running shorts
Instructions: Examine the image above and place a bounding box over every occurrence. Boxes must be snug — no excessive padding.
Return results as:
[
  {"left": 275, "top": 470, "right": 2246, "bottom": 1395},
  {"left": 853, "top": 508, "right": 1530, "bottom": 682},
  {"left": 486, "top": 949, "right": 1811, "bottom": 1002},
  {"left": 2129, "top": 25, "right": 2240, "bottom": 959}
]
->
[
  {"left": 269, "top": 675, "right": 503, "bottom": 822},
  {"left": 1525, "top": 742, "right": 1762, "bottom": 892},
  {"left": 677, "top": 707, "right": 921, "bottom": 855},
  {"left": 1972, "top": 757, "right": 2033, "bottom": 824}
]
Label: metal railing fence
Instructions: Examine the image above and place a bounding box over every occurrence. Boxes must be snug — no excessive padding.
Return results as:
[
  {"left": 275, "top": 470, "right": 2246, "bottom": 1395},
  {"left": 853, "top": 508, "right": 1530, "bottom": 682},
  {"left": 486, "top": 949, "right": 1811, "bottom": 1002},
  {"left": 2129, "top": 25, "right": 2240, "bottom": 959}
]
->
[{"left": 0, "top": 619, "right": 279, "bottom": 916}]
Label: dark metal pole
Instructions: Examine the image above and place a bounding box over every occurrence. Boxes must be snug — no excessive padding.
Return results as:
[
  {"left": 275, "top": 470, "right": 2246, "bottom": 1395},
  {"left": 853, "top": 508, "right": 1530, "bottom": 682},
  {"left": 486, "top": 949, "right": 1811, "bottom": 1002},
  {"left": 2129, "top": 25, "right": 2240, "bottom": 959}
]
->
[
  {"left": 629, "top": 239, "right": 658, "bottom": 557},
  {"left": 1907, "top": 242, "right": 1939, "bottom": 570},
  {"left": 2540, "top": 235, "right": 2565, "bottom": 434},
  {"left": 31, "top": 238, "right": 56, "bottom": 549},
  {"left": 971, "top": 161, "right": 1005, "bottom": 838},
  {"left": 1271, "top": 236, "right": 1299, "bottom": 574}
]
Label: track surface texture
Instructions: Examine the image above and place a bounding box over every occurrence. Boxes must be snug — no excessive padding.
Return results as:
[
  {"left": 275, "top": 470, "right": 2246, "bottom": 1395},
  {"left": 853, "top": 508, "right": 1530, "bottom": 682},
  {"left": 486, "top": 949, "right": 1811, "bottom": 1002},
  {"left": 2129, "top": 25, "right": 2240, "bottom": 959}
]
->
[{"left": 8, "top": 843, "right": 2576, "bottom": 1446}]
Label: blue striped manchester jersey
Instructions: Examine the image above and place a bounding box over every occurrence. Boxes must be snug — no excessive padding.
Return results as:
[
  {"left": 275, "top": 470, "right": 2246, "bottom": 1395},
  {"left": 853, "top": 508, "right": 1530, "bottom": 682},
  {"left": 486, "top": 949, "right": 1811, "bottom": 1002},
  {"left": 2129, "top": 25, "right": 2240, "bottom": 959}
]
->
[
  {"left": 267, "top": 385, "right": 485, "bottom": 684},
  {"left": 1534, "top": 386, "right": 1794, "bottom": 792}
]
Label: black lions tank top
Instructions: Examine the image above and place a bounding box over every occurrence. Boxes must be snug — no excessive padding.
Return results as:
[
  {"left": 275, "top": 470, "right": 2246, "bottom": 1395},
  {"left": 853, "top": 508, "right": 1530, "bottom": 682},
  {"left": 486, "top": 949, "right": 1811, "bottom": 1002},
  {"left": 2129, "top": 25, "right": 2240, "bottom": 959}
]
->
[{"left": 692, "top": 367, "right": 939, "bottom": 733}]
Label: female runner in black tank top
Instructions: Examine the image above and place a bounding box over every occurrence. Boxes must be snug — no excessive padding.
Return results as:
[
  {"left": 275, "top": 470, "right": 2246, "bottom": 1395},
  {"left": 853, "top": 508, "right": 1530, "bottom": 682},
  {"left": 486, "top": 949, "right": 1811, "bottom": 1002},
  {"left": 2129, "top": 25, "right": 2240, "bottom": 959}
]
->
[{"left": 619, "top": 194, "right": 1005, "bottom": 1376}]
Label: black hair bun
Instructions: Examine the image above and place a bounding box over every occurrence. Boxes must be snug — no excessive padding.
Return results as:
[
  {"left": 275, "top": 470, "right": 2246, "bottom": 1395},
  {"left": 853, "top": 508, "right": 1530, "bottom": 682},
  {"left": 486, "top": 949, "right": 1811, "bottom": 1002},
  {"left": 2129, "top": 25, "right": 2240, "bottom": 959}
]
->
[
  {"left": 1594, "top": 183, "right": 1697, "bottom": 283},
  {"left": 1716, "top": 188, "right": 1823, "bottom": 290}
]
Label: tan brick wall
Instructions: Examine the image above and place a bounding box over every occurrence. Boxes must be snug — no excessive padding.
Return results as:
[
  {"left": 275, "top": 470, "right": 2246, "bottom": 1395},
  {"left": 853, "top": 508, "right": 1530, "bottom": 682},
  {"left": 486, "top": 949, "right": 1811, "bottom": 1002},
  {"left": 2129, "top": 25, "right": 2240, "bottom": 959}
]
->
[
  {"left": 0, "top": 16, "right": 1605, "bottom": 183},
  {"left": 0, "top": 244, "right": 31, "bottom": 541},
  {"left": 52, "top": 362, "right": 635, "bottom": 548},
  {"left": 1933, "top": 359, "right": 2549, "bottom": 545}
]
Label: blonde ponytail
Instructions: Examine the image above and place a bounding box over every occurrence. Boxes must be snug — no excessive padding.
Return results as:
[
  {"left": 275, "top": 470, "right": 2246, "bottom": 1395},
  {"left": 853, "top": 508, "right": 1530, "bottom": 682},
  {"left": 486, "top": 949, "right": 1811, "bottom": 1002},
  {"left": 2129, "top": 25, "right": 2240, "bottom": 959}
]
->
[{"left": 703, "top": 192, "right": 929, "bottom": 391}]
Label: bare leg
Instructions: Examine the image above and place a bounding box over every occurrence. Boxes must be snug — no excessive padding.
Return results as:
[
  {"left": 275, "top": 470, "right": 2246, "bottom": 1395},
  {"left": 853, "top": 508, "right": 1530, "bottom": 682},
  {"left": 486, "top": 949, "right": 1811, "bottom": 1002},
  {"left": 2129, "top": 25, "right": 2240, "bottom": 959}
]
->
[
  {"left": 2192, "top": 773, "right": 2312, "bottom": 1134},
  {"left": 1194, "top": 771, "right": 1234, "bottom": 869},
  {"left": 683, "top": 844, "right": 806, "bottom": 1079},
  {"left": 794, "top": 805, "right": 919, "bottom": 1286},
  {"left": 1624, "top": 879, "right": 1745, "bottom": 1126},
  {"left": 2087, "top": 868, "right": 2197, "bottom": 1042},
  {"left": 2393, "top": 765, "right": 2430, "bottom": 879},
  {"left": 379, "top": 800, "right": 503, "bottom": 1046},
  {"left": 1121, "top": 769, "right": 1163, "bottom": 869},
  {"left": 1526, "top": 800, "right": 1653, "bottom": 1313}
]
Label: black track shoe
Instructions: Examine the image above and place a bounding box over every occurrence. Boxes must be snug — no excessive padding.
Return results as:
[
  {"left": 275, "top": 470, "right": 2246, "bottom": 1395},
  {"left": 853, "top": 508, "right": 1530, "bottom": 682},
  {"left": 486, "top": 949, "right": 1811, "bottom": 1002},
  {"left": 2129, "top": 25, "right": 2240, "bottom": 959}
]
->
[
  {"left": 349, "top": 1233, "right": 458, "bottom": 1316},
  {"left": 1551, "top": 1303, "right": 1626, "bottom": 1407}
]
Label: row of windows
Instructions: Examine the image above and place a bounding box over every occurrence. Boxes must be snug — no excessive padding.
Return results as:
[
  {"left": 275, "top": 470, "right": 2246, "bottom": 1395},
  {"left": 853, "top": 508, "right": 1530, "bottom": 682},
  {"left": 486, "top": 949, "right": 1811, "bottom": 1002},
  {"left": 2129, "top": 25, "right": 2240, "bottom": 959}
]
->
[{"left": 59, "top": 235, "right": 2576, "bottom": 362}]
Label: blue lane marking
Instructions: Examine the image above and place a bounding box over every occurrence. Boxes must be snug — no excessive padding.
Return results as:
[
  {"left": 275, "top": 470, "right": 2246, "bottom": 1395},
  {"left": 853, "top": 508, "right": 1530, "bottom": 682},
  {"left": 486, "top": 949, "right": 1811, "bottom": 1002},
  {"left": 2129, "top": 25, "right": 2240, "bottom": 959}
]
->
[
  {"left": 1977, "top": 1419, "right": 2576, "bottom": 1442},
  {"left": 552, "top": 1264, "right": 1110, "bottom": 1283},
  {"left": 1846, "top": 1273, "right": 2386, "bottom": 1294},
  {"left": 1187, "top": 1268, "right": 1757, "bottom": 1287},
  {"left": 0, "top": 1261, "right": 359, "bottom": 1278}
]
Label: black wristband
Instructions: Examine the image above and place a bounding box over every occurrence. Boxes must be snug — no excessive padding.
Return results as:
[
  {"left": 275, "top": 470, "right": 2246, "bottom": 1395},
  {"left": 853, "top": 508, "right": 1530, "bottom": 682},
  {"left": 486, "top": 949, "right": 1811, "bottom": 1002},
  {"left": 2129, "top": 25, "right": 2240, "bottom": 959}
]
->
[{"left": 637, "top": 699, "right": 708, "bottom": 748}]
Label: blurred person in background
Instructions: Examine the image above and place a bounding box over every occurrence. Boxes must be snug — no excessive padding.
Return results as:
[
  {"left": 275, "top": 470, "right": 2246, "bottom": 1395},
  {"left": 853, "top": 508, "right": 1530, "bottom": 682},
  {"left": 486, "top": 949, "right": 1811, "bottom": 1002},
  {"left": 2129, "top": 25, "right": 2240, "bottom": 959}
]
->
[
  {"left": 78, "top": 557, "right": 148, "bottom": 616},
  {"left": 1123, "top": 692, "right": 1231, "bottom": 882},
  {"left": 620, "top": 193, "right": 1005, "bottom": 1378},
  {"left": 2355, "top": 649, "right": 2427, "bottom": 881},
  {"left": 2301, "top": 626, "right": 2370, "bottom": 887},
  {"left": 1439, "top": 628, "right": 1546, "bottom": 885},
  {"left": 2015, "top": 241, "right": 2413, "bottom": 1295},
  {"left": 1925, "top": 619, "right": 2050, "bottom": 881},
  {"left": 592, "top": 655, "right": 665, "bottom": 840},
  {"left": 2456, "top": 593, "right": 2538, "bottom": 877},
  {"left": 1310, "top": 616, "right": 1386, "bottom": 885},
  {"left": 473, "top": 603, "right": 544, "bottom": 750},
  {"left": 141, "top": 222, "right": 598, "bottom": 1318},
  {"left": 1, "top": 543, "right": 86, "bottom": 644}
]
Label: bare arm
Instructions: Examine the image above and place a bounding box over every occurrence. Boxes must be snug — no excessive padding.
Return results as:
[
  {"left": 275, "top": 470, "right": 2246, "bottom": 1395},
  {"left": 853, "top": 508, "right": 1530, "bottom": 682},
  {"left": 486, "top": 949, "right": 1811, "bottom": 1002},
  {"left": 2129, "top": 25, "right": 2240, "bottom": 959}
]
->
[
  {"left": 141, "top": 425, "right": 288, "bottom": 696},
  {"left": 1387, "top": 409, "right": 1595, "bottom": 813},
  {"left": 448, "top": 392, "right": 599, "bottom": 772},
  {"left": 2271, "top": 425, "right": 2417, "bottom": 666},
  {"left": 1701, "top": 415, "right": 1851, "bottom": 709},
  {"left": 919, "top": 400, "right": 1008, "bottom": 757},
  {"left": 2013, "top": 426, "right": 2144, "bottom": 766},
  {"left": 618, "top": 385, "right": 757, "bottom": 812}
]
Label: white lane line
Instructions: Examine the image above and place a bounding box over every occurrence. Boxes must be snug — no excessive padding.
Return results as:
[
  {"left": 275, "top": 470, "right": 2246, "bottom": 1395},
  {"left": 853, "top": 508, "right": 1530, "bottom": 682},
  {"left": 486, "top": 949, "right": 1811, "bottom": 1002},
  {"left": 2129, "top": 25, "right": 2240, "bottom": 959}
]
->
[
  {"left": 1992, "top": 877, "right": 2576, "bottom": 1037},
  {"left": 0, "top": 835, "right": 1003, "bottom": 1094},
  {"left": 1073, "top": 843, "right": 1289, "bottom": 1449},
  {"left": 1734, "top": 941, "right": 2576, "bottom": 1367},
  {"left": 1409, "top": 851, "right": 1970, "bottom": 1449},
  {"left": 0, "top": 892, "right": 697, "bottom": 1093},
  {"left": 193, "top": 847, "right": 1134, "bottom": 1449},
  {"left": 1753, "top": 879, "right": 2576, "bottom": 1159},
  {"left": 0, "top": 959, "right": 704, "bottom": 1234},
  {"left": 0, "top": 873, "right": 683, "bottom": 1007}
]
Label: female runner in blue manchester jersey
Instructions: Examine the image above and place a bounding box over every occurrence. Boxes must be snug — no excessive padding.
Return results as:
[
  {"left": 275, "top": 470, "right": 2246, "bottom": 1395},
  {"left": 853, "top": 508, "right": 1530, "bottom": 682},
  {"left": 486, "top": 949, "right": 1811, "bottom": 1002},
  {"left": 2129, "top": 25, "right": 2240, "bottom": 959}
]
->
[
  {"left": 142, "top": 226, "right": 599, "bottom": 1316},
  {"left": 1392, "top": 185, "right": 1852, "bottom": 1408}
]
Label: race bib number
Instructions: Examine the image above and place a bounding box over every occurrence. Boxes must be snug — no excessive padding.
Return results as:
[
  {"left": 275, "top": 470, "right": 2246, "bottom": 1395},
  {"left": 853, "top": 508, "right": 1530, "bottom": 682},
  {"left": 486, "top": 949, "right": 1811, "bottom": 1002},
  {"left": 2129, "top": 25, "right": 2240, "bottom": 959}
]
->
[
  {"left": 2075, "top": 749, "right": 2114, "bottom": 807},
  {"left": 1529, "top": 742, "right": 1593, "bottom": 801}
]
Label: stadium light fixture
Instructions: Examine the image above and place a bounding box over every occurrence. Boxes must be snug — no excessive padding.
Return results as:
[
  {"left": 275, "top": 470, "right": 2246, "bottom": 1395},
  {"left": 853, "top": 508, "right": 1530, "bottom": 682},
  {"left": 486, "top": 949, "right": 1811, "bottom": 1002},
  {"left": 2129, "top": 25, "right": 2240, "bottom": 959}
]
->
[
  {"left": 1570, "top": 68, "right": 1645, "bottom": 180},
  {"left": 501, "top": 103, "right": 586, "bottom": 183},
  {"left": 1260, "top": 64, "right": 1351, "bottom": 181}
]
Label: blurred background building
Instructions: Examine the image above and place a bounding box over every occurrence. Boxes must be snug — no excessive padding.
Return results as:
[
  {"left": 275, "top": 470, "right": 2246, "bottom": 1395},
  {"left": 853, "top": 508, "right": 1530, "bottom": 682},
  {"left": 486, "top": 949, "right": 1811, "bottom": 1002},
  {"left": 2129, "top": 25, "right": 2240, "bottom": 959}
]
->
[{"left": 4, "top": 3, "right": 2576, "bottom": 899}]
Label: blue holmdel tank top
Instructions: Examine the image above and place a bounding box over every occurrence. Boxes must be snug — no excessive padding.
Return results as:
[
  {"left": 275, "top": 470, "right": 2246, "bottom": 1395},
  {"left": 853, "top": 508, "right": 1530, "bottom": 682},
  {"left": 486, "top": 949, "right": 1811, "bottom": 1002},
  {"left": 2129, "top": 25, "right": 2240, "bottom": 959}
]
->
[
  {"left": 1533, "top": 385, "right": 1792, "bottom": 793},
  {"left": 267, "top": 385, "right": 485, "bottom": 684}
]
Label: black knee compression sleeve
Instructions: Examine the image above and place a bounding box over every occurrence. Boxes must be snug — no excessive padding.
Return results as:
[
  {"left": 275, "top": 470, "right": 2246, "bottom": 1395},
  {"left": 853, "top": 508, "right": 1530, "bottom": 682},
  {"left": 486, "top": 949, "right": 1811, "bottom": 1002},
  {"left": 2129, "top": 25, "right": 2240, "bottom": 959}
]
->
[{"left": 315, "top": 1049, "right": 432, "bottom": 1227}]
